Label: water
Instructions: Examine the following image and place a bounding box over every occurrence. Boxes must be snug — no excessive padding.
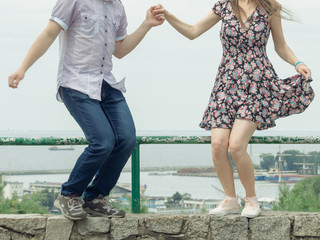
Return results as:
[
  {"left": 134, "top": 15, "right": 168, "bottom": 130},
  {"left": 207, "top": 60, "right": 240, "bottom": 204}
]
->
[{"left": 4, "top": 172, "right": 289, "bottom": 201}]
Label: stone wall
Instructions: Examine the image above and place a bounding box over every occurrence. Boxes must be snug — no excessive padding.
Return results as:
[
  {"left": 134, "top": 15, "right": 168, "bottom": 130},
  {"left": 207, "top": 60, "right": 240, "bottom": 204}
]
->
[{"left": 0, "top": 212, "right": 319, "bottom": 240}]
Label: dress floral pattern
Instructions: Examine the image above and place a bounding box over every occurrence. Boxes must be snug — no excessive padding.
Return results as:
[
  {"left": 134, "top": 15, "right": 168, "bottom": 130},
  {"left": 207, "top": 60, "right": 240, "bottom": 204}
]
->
[{"left": 199, "top": 0, "right": 314, "bottom": 130}]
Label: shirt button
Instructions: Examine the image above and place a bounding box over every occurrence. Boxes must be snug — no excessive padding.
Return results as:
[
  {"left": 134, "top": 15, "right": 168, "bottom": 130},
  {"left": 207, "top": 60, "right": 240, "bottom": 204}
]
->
[
  {"left": 103, "top": 57, "right": 105, "bottom": 60},
  {"left": 100, "top": 71, "right": 103, "bottom": 74},
  {"left": 105, "top": 30, "right": 107, "bottom": 33},
  {"left": 105, "top": 43, "right": 107, "bottom": 46},
  {"left": 105, "top": 16, "right": 107, "bottom": 19},
  {"left": 101, "top": 64, "right": 104, "bottom": 67}
]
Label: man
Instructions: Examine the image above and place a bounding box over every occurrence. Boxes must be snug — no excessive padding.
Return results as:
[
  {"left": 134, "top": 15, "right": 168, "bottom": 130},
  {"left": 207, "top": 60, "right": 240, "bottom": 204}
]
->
[{"left": 8, "top": 0, "right": 164, "bottom": 220}]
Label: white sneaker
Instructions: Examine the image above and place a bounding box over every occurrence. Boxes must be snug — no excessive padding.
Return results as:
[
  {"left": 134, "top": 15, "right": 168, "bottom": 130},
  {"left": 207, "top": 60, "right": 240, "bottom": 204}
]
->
[
  {"left": 209, "top": 198, "right": 239, "bottom": 216},
  {"left": 241, "top": 198, "right": 261, "bottom": 218}
]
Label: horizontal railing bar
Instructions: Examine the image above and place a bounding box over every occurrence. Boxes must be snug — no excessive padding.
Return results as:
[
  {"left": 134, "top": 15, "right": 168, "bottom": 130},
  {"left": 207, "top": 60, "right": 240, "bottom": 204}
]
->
[
  {"left": 137, "top": 136, "right": 320, "bottom": 144},
  {"left": 1, "top": 136, "right": 320, "bottom": 145},
  {"left": 0, "top": 137, "right": 89, "bottom": 145}
]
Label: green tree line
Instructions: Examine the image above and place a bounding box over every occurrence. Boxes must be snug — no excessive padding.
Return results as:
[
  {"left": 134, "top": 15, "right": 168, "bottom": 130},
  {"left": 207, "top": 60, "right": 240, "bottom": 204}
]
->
[
  {"left": 0, "top": 174, "right": 58, "bottom": 214},
  {"left": 273, "top": 175, "right": 320, "bottom": 212}
]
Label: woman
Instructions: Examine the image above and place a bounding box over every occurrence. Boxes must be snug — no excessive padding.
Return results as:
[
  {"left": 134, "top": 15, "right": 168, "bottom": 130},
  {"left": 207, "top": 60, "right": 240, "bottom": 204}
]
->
[{"left": 153, "top": 0, "right": 314, "bottom": 218}]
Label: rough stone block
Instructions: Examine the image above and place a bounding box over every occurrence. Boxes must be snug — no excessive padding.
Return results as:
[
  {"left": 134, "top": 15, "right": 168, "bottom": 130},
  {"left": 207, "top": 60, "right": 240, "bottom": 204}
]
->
[
  {"left": 0, "top": 227, "right": 10, "bottom": 240},
  {"left": 145, "top": 215, "right": 185, "bottom": 234},
  {"left": 110, "top": 218, "right": 139, "bottom": 240},
  {"left": 77, "top": 217, "right": 111, "bottom": 236},
  {"left": 45, "top": 216, "right": 73, "bottom": 240},
  {"left": 0, "top": 214, "right": 46, "bottom": 236},
  {"left": 210, "top": 215, "right": 248, "bottom": 240},
  {"left": 185, "top": 214, "right": 209, "bottom": 240},
  {"left": 83, "top": 234, "right": 111, "bottom": 240},
  {"left": 293, "top": 214, "right": 320, "bottom": 237},
  {"left": 249, "top": 214, "right": 291, "bottom": 240}
]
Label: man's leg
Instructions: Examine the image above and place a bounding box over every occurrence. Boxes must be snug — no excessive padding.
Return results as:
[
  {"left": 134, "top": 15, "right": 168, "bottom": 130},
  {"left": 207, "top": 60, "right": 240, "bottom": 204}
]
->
[
  {"left": 82, "top": 82, "right": 136, "bottom": 216},
  {"left": 55, "top": 86, "right": 116, "bottom": 220}
]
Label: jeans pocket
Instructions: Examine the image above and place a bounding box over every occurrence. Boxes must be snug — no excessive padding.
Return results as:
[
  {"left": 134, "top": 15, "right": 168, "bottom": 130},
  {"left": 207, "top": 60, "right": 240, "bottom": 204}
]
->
[{"left": 64, "top": 88, "right": 89, "bottom": 101}]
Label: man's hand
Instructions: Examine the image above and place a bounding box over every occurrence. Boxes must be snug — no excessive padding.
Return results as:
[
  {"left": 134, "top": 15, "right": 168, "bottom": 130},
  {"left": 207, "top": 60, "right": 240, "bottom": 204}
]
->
[
  {"left": 8, "top": 68, "right": 25, "bottom": 88},
  {"left": 146, "top": 5, "right": 165, "bottom": 27}
]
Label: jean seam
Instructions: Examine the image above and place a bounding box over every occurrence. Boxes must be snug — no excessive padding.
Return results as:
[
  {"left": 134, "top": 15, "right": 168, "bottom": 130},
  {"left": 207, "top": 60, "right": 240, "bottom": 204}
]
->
[{"left": 64, "top": 96, "right": 94, "bottom": 192}]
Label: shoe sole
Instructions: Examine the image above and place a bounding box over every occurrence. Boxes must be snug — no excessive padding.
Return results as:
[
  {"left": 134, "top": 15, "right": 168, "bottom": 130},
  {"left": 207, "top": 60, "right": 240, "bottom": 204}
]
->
[
  {"left": 84, "top": 208, "right": 125, "bottom": 218},
  {"left": 241, "top": 211, "right": 261, "bottom": 218},
  {"left": 54, "top": 200, "right": 87, "bottom": 221},
  {"left": 209, "top": 210, "right": 239, "bottom": 216}
]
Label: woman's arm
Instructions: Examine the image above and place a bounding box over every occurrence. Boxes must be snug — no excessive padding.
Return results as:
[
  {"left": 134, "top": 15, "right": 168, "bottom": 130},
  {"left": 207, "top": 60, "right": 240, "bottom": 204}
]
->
[
  {"left": 270, "top": 10, "right": 311, "bottom": 78},
  {"left": 8, "top": 20, "right": 62, "bottom": 88},
  {"left": 153, "top": 5, "right": 220, "bottom": 40}
]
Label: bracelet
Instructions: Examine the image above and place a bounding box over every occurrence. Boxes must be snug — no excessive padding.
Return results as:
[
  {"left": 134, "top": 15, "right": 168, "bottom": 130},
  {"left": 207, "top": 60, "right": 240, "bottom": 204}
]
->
[{"left": 295, "top": 61, "right": 304, "bottom": 70}]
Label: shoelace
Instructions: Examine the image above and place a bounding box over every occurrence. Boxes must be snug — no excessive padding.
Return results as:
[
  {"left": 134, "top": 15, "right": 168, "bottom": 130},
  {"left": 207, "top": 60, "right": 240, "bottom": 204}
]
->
[
  {"left": 218, "top": 199, "right": 230, "bottom": 208},
  {"left": 68, "top": 196, "right": 82, "bottom": 211},
  {"left": 97, "top": 197, "right": 113, "bottom": 211},
  {"left": 245, "top": 199, "right": 257, "bottom": 208}
]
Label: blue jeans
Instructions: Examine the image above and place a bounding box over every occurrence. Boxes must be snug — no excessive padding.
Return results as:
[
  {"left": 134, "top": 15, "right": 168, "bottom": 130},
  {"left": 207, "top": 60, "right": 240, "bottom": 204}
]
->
[{"left": 59, "top": 81, "right": 136, "bottom": 200}]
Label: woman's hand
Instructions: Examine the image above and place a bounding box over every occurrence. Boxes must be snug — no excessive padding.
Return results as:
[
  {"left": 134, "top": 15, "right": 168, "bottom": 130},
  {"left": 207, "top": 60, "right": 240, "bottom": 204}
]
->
[
  {"left": 296, "top": 63, "right": 311, "bottom": 79},
  {"left": 152, "top": 4, "right": 166, "bottom": 21},
  {"left": 147, "top": 5, "right": 165, "bottom": 27}
]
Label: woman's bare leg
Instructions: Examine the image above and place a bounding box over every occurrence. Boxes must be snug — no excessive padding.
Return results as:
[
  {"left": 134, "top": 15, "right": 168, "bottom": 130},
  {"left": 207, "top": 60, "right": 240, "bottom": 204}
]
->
[
  {"left": 229, "top": 119, "right": 257, "bottom": 198},
  {"left": 211, "top": 128, "right": 236, "bottom": 197}
]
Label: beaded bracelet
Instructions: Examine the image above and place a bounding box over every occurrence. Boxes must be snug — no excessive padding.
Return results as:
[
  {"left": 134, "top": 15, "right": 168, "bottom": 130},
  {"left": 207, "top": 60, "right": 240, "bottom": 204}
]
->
[{"left": 295, "top": 61, "right": 304, "bottom": 70}]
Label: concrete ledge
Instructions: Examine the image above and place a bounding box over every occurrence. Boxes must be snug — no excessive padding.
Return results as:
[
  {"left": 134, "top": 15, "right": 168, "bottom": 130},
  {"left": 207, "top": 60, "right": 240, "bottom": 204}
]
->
[{"left": 0, "top": 212, "right": 319, "bottom": 240}]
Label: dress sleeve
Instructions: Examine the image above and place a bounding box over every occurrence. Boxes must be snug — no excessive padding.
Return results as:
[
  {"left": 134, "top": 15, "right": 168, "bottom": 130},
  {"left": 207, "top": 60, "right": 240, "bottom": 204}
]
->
[{"left": 212, "top": 1, "right": 222, "bottom": 17}]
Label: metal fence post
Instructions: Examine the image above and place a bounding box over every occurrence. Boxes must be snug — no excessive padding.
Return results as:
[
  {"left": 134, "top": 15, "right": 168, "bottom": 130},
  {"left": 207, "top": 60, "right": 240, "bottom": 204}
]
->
[{"left": 131, "top": 141, "right": 140, "bottom": 213}]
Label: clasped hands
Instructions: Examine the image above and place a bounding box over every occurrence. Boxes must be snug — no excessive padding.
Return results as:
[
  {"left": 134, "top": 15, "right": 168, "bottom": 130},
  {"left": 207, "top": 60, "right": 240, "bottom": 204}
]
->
[{"left": 150, "top": 4, "right": 166, "bottom": 24}]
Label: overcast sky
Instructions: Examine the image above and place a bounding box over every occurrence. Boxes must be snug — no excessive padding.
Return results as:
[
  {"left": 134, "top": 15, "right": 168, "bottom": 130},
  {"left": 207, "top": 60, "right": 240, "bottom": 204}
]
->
[{"left": 1, "top": 0, "right": 319, "bottom": 133}]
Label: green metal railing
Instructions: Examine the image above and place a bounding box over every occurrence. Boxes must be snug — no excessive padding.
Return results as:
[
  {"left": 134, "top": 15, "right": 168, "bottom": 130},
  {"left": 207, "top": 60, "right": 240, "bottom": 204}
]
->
[{"left": 1, "top": 135, "right": 320, "bottom": 213}]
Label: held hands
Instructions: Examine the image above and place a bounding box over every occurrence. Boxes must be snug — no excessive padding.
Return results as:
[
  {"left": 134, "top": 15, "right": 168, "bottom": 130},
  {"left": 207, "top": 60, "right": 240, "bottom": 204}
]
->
[
  {"left": 152, "top": 4, "right": 166, "bottom": 21},
  {"left": 146, "top": 5, "right": 165, "bottom": 27},
  {"left": 8, "top": 68, "right": 25, "bottom": 88},
  {"left": 296, "top": 63, "right": 312, "bottom": 79}
]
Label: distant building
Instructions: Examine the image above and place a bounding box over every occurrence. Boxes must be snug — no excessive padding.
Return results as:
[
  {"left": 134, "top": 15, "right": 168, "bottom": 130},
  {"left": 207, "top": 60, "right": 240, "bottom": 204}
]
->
[
  {"left": 182, "top": 199, "right": 219, "bottom": 210},
  {"left": 147, "top": 197, "right": 167, "bottom": 213},
  {"left": 110, "top": 183, "right": 147, "bottom": 198},
  {"left": 29, "top": 181, "right": 62, "bottom": 193},
  {"left": 3, "top": 182, "right": 24, "bottom": 199}
]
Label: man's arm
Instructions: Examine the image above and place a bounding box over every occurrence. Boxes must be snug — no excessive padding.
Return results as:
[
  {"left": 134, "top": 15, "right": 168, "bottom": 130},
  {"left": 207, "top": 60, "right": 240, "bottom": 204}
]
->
[
  {"left": 113, "top": 6, "right": 164, "bottom": 59},
  {"left": 8, "top": 20, "right": 62, "bottom": 88}
]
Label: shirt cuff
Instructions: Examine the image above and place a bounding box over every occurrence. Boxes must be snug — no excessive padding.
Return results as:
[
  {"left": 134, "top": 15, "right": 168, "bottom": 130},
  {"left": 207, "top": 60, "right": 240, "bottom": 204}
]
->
[
  {"left": 115, "top": 34, "right": 127, "bottom": 42},
  {"left": 50, "top": 16, "right": 68, "bottom": 31}
]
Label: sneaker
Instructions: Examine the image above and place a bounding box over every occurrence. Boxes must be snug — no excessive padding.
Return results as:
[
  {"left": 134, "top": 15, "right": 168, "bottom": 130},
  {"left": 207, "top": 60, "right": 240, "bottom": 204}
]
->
[
  {"left": 54, "top": 194, "right": 87, "bottom": 220},
  {"left": 83, "top": 194, "right": 125, "bottom": 218},
  {"left": 209, "top": 198, "right": 239, "bottom": 216},
  {"left": 241, "top": 198, "right": 261, "bottom": 218}
]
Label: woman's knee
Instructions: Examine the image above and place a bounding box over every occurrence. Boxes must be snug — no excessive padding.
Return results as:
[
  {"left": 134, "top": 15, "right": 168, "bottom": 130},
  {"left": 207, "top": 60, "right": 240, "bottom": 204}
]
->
[
  {"left": 211, "top": 138, "right": 229, "bottom": 157},
  {"left": 229, "top": 141, "right": 246, "bottom": 160}
]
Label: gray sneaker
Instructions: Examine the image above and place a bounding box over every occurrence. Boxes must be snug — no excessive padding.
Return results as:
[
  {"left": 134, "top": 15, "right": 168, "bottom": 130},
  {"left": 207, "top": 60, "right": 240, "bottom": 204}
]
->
[
  {"left": 54, "top": 194, "right": 87, "bottom": 220},
  {"left": 83, "top": 194, "right": 125, "bottom": 218}
]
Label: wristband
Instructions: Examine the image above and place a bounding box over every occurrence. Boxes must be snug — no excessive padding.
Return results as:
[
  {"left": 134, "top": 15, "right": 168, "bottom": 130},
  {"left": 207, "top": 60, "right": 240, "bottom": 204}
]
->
[{"left": 295, "top": 61, "right": 304, "bottom": 70}]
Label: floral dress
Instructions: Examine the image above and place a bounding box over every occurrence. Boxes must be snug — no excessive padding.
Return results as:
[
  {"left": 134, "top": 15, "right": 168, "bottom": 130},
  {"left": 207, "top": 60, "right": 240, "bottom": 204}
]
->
[{"left": 199, "top": 0, "right": 314, "bottom": 130}]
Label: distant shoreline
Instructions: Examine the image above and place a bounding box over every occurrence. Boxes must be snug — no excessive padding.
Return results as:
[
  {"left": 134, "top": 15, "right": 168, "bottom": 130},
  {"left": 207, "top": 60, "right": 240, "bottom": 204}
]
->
[{"left": 1, "top": 166, "right": 214, "bottom": 176}]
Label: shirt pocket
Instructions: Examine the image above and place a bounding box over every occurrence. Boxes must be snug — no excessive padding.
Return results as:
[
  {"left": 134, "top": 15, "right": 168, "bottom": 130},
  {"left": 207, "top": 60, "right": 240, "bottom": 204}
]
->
[
  {"left": 112, "top": 16, "right": 121, "bottom": 36},
  {"left": 81, "top": 13, "right": 99, "bottom": 36}
]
